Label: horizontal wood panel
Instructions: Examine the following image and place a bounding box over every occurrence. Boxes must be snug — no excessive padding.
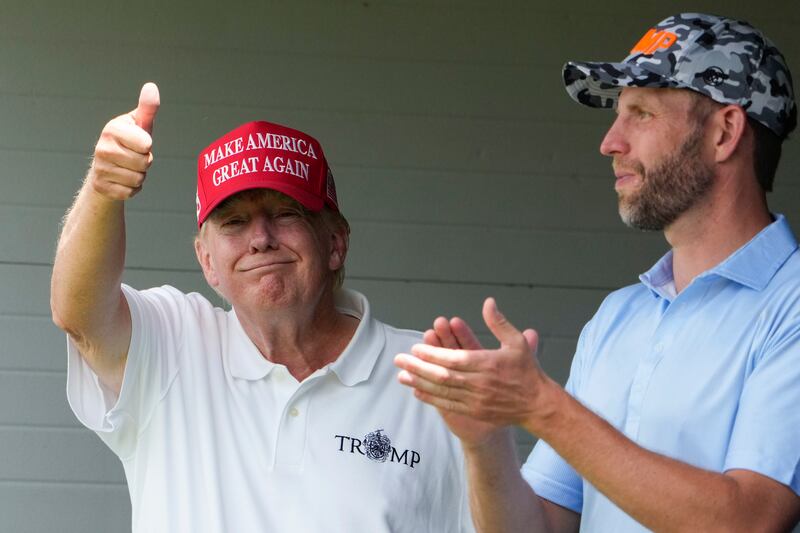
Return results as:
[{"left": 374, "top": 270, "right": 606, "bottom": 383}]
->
[
  {"left": 0, "top": 96, "right": 616, "bottom": 176},
  {"left": 536, "top": 337, "right": 580, "bottom": 386},
  {"left": 0, "top": 264, "right": 52, "bottom": 316},
  {"left": 349, "top": 279, "right": 604, "bottom": 338},
  {"left": 0, "top": 41, "right": 572, "bottom": 122},
  {"left": 0, "top": 2, "right": 793, "bottom": 64},
  {"left": 0, "top": 482, "right": 129, "bottom": 533},
  {"left": 0, "top": 373, "right": 78, "bottom": 427},
  {"left": 0, "top": 264, "right": 219, "bottom": 318},
  {"left": 2, "top": 7, "right": 794, "bottom": 123},
  {"left": 349, "top": 222, "right": 666, "bottom": 288},
  {"left": 0, "top": 428, "right": 123, "bottom": 483},
  {"left": 0, "top": 316, "right": 66, "bottom": 372}
]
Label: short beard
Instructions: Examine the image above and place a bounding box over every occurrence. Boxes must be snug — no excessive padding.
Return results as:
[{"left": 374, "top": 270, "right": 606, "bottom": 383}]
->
[{"left": 618, "top": 126, "right": 714, "bottom": 231}]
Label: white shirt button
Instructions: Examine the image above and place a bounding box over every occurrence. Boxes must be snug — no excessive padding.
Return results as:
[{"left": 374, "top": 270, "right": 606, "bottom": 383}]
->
[{"left": 288, "top": 407, "right": 299, "bottom": 417}]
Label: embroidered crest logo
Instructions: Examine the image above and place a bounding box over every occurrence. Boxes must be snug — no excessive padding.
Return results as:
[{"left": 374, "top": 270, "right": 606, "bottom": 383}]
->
[
  {"left": 364, "top": 429, "right": 392, "bottom": 462},
  {"left": 334, "top": 429, "right": 422, "bottom": 468}
]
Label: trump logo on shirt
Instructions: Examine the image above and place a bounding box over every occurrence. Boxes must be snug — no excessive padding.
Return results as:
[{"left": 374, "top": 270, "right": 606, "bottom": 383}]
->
[{"left": 334, "top": 429, "right": 421, "bottom": 468}]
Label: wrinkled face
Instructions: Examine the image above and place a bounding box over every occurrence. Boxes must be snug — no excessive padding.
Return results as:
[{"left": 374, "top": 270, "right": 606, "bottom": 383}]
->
[
  {"left": 601, "top": 88, "right": 715, "bottom": 231},
  {"left": 194, "top": 190, "right": 346, "bottom": 314}
]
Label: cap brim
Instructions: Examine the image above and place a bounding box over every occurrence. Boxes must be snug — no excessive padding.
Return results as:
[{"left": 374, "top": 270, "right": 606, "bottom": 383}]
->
[{"left": 563, "top": 61, "right": 681, "bottom": 108}]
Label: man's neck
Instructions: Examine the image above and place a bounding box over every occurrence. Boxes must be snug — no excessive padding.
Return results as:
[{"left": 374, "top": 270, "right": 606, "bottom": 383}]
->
[
  {"left": 665, "top": 181, "right": 771, "bottom": 293},
  {"left": 235, "top": 292, "right": 360, "bottom": 382}
]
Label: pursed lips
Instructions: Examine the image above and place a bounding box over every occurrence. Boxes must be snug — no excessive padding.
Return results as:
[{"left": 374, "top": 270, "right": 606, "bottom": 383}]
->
[{"left": 238, "top": 259, "right": 295, "bottom": 272}]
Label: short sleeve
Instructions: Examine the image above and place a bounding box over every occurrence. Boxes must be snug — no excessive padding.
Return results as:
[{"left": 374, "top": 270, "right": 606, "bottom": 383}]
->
[
  {"left": 66, "top": 284, "right": 184, "bottom": 457},
  {"left": 724, "top": 320, "right": 800, "bottom": 495}
]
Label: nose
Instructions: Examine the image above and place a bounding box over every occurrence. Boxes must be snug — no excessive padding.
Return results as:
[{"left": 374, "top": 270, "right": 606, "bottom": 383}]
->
[
  {"left": 599, "top": 115, "right": 629, "bottom": 157},
  {"left": 248, "top": 215, "right": 279, "bottom": 253}
]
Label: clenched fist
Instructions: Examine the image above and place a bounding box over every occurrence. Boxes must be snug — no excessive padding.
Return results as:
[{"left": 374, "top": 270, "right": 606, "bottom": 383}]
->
[{"left": 89, "top": 82, "right": 160, "bottom": 200}]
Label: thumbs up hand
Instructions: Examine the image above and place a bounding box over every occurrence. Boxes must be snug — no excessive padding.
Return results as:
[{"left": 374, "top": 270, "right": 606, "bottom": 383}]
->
[{"left": 89, "top": 83, "right": 161, "bottom": 200}]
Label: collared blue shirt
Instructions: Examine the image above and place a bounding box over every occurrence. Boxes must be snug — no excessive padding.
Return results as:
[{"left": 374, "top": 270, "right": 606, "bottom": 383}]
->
[{"left": 522, "top": 214, "right": 800, "bottom": 532}]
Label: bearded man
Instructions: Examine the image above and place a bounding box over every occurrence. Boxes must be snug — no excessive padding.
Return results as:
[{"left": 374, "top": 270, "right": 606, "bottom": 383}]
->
[{"left": 395, "top": 13, "right": 800, "bottom": 532}]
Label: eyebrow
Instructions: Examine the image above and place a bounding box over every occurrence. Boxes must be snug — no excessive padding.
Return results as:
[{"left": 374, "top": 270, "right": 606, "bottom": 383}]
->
[{"left": 208, "top": 201, "right": 238, "bottom": 222}]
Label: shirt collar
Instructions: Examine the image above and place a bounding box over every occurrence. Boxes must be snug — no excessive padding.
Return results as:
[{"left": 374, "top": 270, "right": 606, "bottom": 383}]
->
[
  {"left": 226, "top": 289, "right": 384, "bottom": 386},
  {"left": 640, "top": 214, "right": 798, "bottom": 298},
  {"left": 327, "top": 290, "right": 385, "bottom": 386},
  {"left": 711, "top": 214, "right": 797, "bottom": 290},
  {"left": 639, "top": 251, "right": 676, "bottom": 300}
]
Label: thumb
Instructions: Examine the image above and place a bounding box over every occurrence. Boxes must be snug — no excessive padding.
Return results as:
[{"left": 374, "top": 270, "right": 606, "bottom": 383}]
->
[
  {"left": 522, "top": 329, "right": 539, "bottom": 354},
  {"left": 482, "top": 297, "right": 527, "bottom": 348},
  {"left": 134, "top": 82, "right": 160, "bottom": 134}
]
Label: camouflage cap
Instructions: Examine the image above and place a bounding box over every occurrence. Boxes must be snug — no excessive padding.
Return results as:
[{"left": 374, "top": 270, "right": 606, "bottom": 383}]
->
[{"left": 563, "top": 13, "right": 797, "bottom": 139}]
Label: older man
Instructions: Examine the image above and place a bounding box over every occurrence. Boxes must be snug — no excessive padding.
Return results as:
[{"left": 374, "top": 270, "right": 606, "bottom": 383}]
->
[
  {"left": 50, "top": 85, "right": 473, "bottom": 532},
  {"left": 395, "top": 13, "right": 800, "bottom": 532}
]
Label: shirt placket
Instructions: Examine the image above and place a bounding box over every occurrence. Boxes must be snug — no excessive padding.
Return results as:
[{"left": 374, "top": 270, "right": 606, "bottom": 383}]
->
[
  {"left": 271, "top": 368, "right": 323, "bottom": 470},
  {"left": 625, "top": 276, "right": 714, "bottom": 439},
  {"left": 623, "top": 299, "right": 680, "bottom": 439}
]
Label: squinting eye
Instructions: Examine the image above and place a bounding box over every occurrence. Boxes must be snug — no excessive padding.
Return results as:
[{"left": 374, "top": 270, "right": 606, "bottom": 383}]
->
[{"left": 274, "top": 211, "right": 301, "bottom": 223}]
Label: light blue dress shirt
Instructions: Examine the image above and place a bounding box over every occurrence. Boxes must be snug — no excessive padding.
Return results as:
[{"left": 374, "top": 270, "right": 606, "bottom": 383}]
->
[{"left": 522, "top": 214, "right": 800, "bottom": 531}]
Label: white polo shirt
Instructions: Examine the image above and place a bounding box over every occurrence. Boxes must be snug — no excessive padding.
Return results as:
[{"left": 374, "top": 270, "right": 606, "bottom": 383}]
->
[{"left": 67, "top": 286, "right": 474, "bottom": 533}]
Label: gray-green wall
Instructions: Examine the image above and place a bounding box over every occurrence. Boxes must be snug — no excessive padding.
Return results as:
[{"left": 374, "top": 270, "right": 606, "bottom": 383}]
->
[{"left": 1, "top": 1, "right": 797, "bottom": 531}]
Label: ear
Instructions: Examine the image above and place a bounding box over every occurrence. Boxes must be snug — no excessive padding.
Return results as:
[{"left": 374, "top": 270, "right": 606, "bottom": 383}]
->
[
  {"left": 328, "top": 225, "right": 349, "bottom": 271},
  {"left": 194, "top": 235, "right": 220, "bottom": 287},
  {"left": 710, "top": 105, "right": 748, "bottom": 164}
]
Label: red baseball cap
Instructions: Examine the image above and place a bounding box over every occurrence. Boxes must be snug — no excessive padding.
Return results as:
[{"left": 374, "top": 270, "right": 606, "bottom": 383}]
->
[{"left": 196, "top": 120, "right": 338, "bottom": 226}]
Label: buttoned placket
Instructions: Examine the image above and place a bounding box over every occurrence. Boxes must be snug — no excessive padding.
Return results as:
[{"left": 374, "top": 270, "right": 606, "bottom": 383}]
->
[
  {"left": 623, "top": 279, "right": 707, "bottom": 438},
  {"left": 269, "top": 366, "right": 327, "bottom": 470}
]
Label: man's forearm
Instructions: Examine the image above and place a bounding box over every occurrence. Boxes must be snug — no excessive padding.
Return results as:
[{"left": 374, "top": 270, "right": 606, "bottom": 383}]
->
[
  {"left": 51, "top": 178, "right": 127, "bottom": 338},
  {"left": 464, "top": 429, "right": 566, "bottom": 533},
  {"left": 532, "top": 386, "right": 796, "bottom": 532}
]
